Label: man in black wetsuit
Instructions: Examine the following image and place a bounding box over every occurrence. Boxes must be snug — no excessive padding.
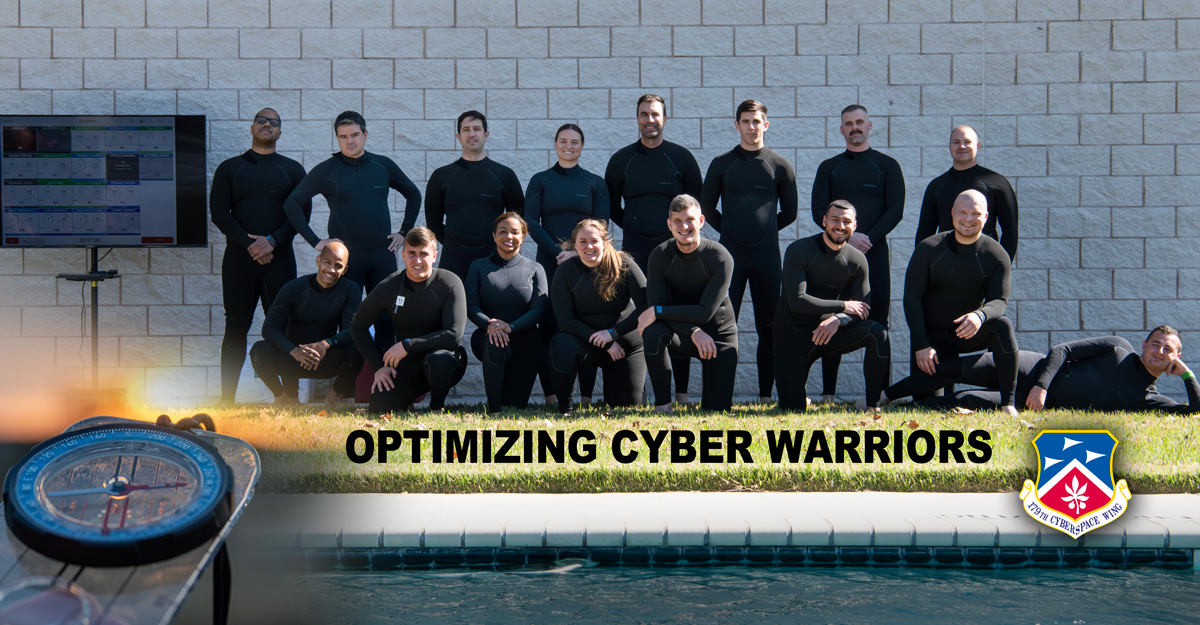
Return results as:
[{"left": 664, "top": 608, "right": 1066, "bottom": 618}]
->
[
  {"left": 896, "top": 327, "right": 1198, "bottom": 415},
  {"left": 775, "top": 201, "right": 889, "bottom": 413},
  {"left": 607, "top": 94, "right": 704, "bottom": 403},
  {"left": 810, "top": 104, "right": 905, "bottom": 403},
  {"left": 915, "top": 125, "right": 1019, "bottom": 260},
  {"left": 210, "top": 108, "right": 309, "bottom": 404},
  {"left": 637, "top": 194, "right": 738, "bottom": 413},
  {"left": 888, "top": 189, "right": 1019, "bottom": 415},
  {"left": 426, "top": 110, "right": 525, "bottom": 281},
  {"left": 249, "top": 242, "right": 362, "bottom": 405},
  {"left": 700, "top": 99, "right": 798, "bottom": 403},
  {"left": 352, "top": 227, "right": 468, "bottom": 413},
  {"left": 282, "top": 111, "right": 422, "bottom": 356}
]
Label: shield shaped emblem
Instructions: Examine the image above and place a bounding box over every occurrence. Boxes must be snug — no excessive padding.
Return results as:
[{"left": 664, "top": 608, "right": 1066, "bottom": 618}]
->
[{"left": 1019, "top": 430, "right": 1132, "bottom": 539}]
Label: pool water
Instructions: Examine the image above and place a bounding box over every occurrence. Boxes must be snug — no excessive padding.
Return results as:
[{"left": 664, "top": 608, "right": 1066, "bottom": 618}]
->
[{"left": 229, "top": 565, "right": 1200, "bottom": 624}]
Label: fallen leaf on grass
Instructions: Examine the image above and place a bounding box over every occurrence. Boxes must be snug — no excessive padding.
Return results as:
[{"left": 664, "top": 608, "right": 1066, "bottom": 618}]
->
[
  {"left": 906, "top": 420, "right": 919, "bottom": 429},
  {"left": 318, "top": 410, "right": 328, "bottom": 416},
  {"left": 872, "top": 414, "right": 883, "bottom": 421},
  {"left": 951, "top": 407, "right": 974, "bottom": 415},
  {"left": 544, "top": 419, "right": 554, "bottom": 428},
  {"left": 416, "top": 422, "right": 427, "bottom": 430},
  {"left": 1020, "top": 420, "right": 1036, "bottom": 430}
]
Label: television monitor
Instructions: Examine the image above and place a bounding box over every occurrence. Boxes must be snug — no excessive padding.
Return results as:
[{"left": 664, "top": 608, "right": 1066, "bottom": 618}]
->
[{"left": 1, "top": 115, "right": 207, "bottom": 248}]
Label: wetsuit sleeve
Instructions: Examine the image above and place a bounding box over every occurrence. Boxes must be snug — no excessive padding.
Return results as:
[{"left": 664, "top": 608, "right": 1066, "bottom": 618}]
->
[
  {"left": 654, "top": 246, "right": 734, "bottom": 331},
  {"left": 404, "top": 278, "right": 466, "bottom": 354},
  {"left": 208, "top": 162, "right": 254, "bottom": 248},
  {"left": 386, "top": 159, "right": 422, "bottom": 236},
  {"left": 810, "top": 159, "right": 831, "bottom": 229},
  {"left": 524, "top": 175, "right": 558, "bottom": 252},
  {"left": 645, "top": 245, "right": 699, "bottom": 336},
  {"left": 776, "top": 155, "right": 798, "bottom": 231},
  {"left": 551, "top": 265, "right": 595, "bottom": 340},
  {"left": 465, "top": 262, "right": 490, "bottom": 330},
  {"left": 1035, "top": 336, "right": 1131, "bottom": 391},
  {"left": 915, "top": 182, "right": 939, "bottom": 246},
  {"left": 283, "top": 165, "right": 325, "bottom": 248},
  {"left": 1136, "top": 375, "right": 1200, "bottom": 414},
  {"left": 501, "top": 166, "right": 525, "bottom": 215},
  {"left": 269, "top": 165, "right": 309, "bottom": 246},
  {"left": 781, "top": 244, "right": 845, "bottom": 315},
  {"left": 613, "top": 262, "right": 648, "bottom": 338},
  {"left": 863, "top": 158, "right": 905, "bottom": 243},
  {"left": 424, "top": 170, "right": 447, "bottom": 243},
  {"left": 327, "top": 283, "right": 361, "bottom": 348},
  {"left": 903, "top": 244, "right": 932, "bottom": 352},
  {"left": 261, "top": 281, "right": 300, "bottom": 353},
  {"left": 699, "top": 157, "right": 724, "bottom": 234},
  {"left": 508, "top": 263, "right": 547, "bottom": 333},
  {"left": 975, "top": 248, "right": 1011, "bottom": 322},
  {"left": 605, "top": 153, "right": 626, "bottom": 231},
  {"left": 351, "top": 279, "right": 393, "bottom": 370},
  {"left": 992, "top": 180, "right": 1019, "bottom": 261},
  {"left": 592, "top": 174, "right": 611, "bottom": 225}
]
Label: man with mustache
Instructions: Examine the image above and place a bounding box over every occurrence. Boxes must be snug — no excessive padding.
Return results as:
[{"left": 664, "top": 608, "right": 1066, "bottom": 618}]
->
[
  {"left": 607, "top": 94, "right": 704, "bottom": 404},
  {"left": 810, "top": 104, "right": 905, "bottom": 404},
  {"left": 775, "top": 200, "right": 889, "bottom": 412}
]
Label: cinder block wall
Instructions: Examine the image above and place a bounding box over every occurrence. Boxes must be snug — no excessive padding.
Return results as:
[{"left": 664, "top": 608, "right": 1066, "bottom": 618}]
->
[{"left": 1, "top": 0, "right": 1196, "bottom": 404}]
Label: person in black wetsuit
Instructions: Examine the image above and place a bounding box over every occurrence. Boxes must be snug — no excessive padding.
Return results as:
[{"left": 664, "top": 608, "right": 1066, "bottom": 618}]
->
[
  {"left": 637, "top": 195, "right": 738, "bottom": 412},
  {"left": 352, "top": 227, "right": 468, "bottom": 413},
  {"left": 426, "top": 110, "right": 525, "bottom": 281},
  {"left": 700, "top": 100, "right": 798, "bottom": 402},
  {"left": 550, "top": 219, "right": 649, "bottom": 414},
  {"left": 810, "top": 104, "right": 905, "bottom": 403},
  {"left": 905, "top": 327, "right": 1199, "bottom": 414},
  {"left": 465, "top": 213, "right": 548, "bottom": 414},
  {"left": 526, "top": 124, "right": 608, "bottom": 407},
  {"left": 282, "top": 111, "right": 422, "bottom": 358},
  {"left": 775, "top": 201, "right": 890, "bottom": 413},
  {"left": 210, "top": 108, "right": 310, "bottom": 404},
  {"left": 885, "top": 189, "right": 1019, "bottom": 415},
  {"left": 915, "top": 125, "right": 1019, "bottom": 260},
  {"left": 606, "top": 94, "right": 704, "bottom": 403},
  {"left": 249, "top": 242, "right": 362, "bottom": 405}
]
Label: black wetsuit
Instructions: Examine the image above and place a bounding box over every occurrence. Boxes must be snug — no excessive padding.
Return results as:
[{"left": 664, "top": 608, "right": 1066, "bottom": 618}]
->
[
  {"left": 465, "top": 253, "right": 547, "bottom": 413},
  {"left": 249, "top": 274, "right": 362, "bottom": 399},
  {"left": 352, "top": 269, "right": 467, "bottom": 413},
  {"left": 605, "top": 139, "right": 703, "bottom": 395},
  {"left": 550, "top": 256, "right": 649, "bottom": 413},
  {"left": 810, "top": 147, "right": 905, "bottom": 396},
  {"left": 701, "top": 145, "right": 798, "bottom": 398},
  {"left": 915, "top": 164, "right": 1019, "bottom": 260},
  {"left": 425, "top": 157, "right": 525, "bottom": 281},
  {"left": 644, "top": 238, "right": 739, "bottom": 411},
  {"left": 210, "top": 150, "right": 309, "bottom": 403},
  {"left": 774, "top": 234, "right": 890, "bottom": 411},
  {"left": 525, "top": 163, "right": 609, "bottom": 399},
  {"left": 902, "top": 350, "right": 1048, "bottom": 409},
  {"left": 888, "top": 232, "right": 1018, "bottom": 406}
]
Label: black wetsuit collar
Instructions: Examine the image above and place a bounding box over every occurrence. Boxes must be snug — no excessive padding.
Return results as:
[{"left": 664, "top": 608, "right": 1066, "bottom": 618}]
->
[
  {"left": 733, "top": 145, "right": 766, "bottom": 159},
  {"left": 403, "top": 272, "right": 431, "bottom": 293},
  {"left": 551, "top": 162, "right": 580, "bottom": 176},
  {"left": 633, "top": 140, "right": 667, "bottom": 155},
  {"left": 490, "top": 251, "right": 524, "bottom": 268},
  {"left": 816, "top": 233, "right": 847, "bottom": 257},
  {"left": 455, "top": 156, "right": 491, "bottom": 169},
  {"left": 307, "top": 274, "right": 337, "bottom": 293},
  {"left": 945, "top": 233, "right": 983, "bottom": 254},
  {"left": 675, "top": 238, "right": 706, "bottom": 260},
  {"left": 1134, "top": 356, "right": 1159, "bottom": 386},
  {"left": 948, "top": 164, "right": 983, "bottom": 179},
  {"left": 841, "top": 147, "right": 874, "bottom": 160},
  {"left": 333, "top": 151, "right": 369, "bottom": 167}
]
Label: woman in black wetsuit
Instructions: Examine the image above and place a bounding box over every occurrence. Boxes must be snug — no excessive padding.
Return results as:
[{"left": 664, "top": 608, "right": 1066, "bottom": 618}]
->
[
  {"left": 465, "top": 212, "right": 548, "bottom": 415},
  {"left": 549, "top": 219, "right": 648, "bottom": 414},
  {"left": 526, "top": 124, "right": 610, "bottom": 408}
]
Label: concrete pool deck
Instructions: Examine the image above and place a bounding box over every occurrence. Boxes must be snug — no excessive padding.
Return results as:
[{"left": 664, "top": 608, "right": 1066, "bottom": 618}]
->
[{"left": 233, "top": 492, "right": 1200, "bottom": 552}]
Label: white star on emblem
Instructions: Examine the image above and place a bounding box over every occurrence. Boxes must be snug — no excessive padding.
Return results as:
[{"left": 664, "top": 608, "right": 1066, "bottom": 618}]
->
[
  {"left": 1044, "top": 457, "right": 1062, "bottom": 470},
  {"left": 1063, "top": 437, "right": 1081, "bottom": 450},
  {"left": 1085, "top": 450, "right": 1106, "bottom": 463}
]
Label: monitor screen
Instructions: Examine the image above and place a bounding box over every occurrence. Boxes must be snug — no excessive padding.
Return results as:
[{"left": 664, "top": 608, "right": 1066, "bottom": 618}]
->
[{"left": 1, "top": 115, "right": 207, "bottom": 248}]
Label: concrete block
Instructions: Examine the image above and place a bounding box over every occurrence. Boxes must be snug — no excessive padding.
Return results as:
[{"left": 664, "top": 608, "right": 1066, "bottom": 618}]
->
[
  {"left": 1146, "top": 0, "right": 1200, "bottom": 19},
  {"left": 149, "top": 306, "right": 211, "bottom": 336},
  {"left": 18, "top": 0, "right": 80, "bottom": 27},
  {"left": 518, "top": 0, "right": 577, "bottom": 26},
  {"left": 1181, "top": 83, "right": 1200, "bottom": 113},
  {"left": 147, "top": 0, "right": 207, "bottom": 26},
  {"left": 82, "top": 0, "right": 142, "bottom": 27},
  {"left": 826, "top": 0, "right": 887, "bottom": 22},
  {"left": 209, "top": 0, "right": 268, "bottom": 27},
  {"left": 611, "top": 27, "right": 673, "bottom": 57},
  {"left": 766, "top": 0, "right": 824, "bottom": 23},
  {"left": 120, "top": 336, "right": 180, "bottom": 367},
  {"left": 951, "top": 53, "right": 1017, "bottom": 85},
  {"left": 1018, "top": 238, "right": 1080, "bottom": 269},
  {"left": 673, "top": 26, "right": 733, "bottom": 57},
  {"left": 393, "top": 59, "right": 455, "bottom": 89},
  {"left": 121, "top": 274, "right": 183, "bottom": 305},
  {"left": 1048, "top": 207, "right": 1111, "bottom": 238},
  {"left": 640, "top": 57, "right": 701, "bottom": 88},
  {"left": 146, "top": 60, "right": 208, "bottom": 90},
  {"left": 1048, "top": 83, "right": 1111, "bottom": 115},
  {"left": 1147, "top": 237, "right": 1200, "bottom": 268},
  {"left": 890, "top": 55, "right": 951, "bottom": 86},
  {"left": 0, "top": 59, "right": 16, "bottom": 88},
  {"left": 703, "top": 56, "right": 764, "bottom": 87},
  {"left": 20, "top": 59, "right": 82, "bottom": 89},
  {"left": 734, "top": 87, "right": 796, "bottom": 116},
  {"left": 641, "top": 0, "right": 701, "bottom": 25},
  {"left": 1083, "top": 237, "right": 1145, "bottom": 268},
  {"left": 423, "top": 90, "right": 485, "bottom": 119},
  {"left": 1182, "top": 19, "right": 1200, "bottom": 48},
  {"left": 984, "top": 22, "right": 1047, "bottom": 53},
  {"left": 182, "top": 336, "right": 220, "bottom": 366},
  {"left": 921, "top": 85, "right": 983, "bottom": 115},
  {"left": 484, "top": 89, "right": 545, "bottom": 119},
  {"left": 1114, "top": 83, "right": 1177, "bottom": 114},
  {"left": 827, "top": 55, "right": 887, "bottom": 86},
  {"left": 670, "top": 87, "right": 733, "bottom": 119},
  {"left": 1080, "top": 0, "right": 1141, "bottom": 20},
  {"left": 1082, "top": 51, "right": 1144, "bottom": 82},
  {"left": 1018, "top": 115, "right": 1079, "bottom": 146},
  {"left": 984, "top": 85, "right": 1047, "bottom": 116},
  {"left": 52, "top": 89, "right": 114, "bottom": 115},
  {"left": 488, "top": 27, "right": 549, "bottom": 58},
  {"left": 578, "top": 58, "right": 639, "bottom": 88},
  {"left": 545, "top": 517, "right": 586, "bottom": 547},
  {"left": 1011, "top": 268, "right": 1049, "bottom": 299},
  {"left": 454, "top": 0, "right": 514, "bottom": 26},
  {"left": 1148, "top": 300, "right": 1200, "bottom": 329},
  {"left": 953, "top": 0, "right": 1017, "bottom": 22},
  {"left": 178, "top": 29, "right": 239, "bottom": 59},
  {"left": 1146, "top": 176, "right": 1200, "bottom": 206},
  {"left": 52, "top": 28, "right": 113, "bottom": 58},
  {"left": 276, "top": 0, "right": 332, "bottom": 26},
  {"left": 1112, "top": 145, "right": 1174, "bottom": 176},
  {"left": 1017, "top": 52, "right": 1080, "bottom": 84},
  {"left": 424, "top": 28, "right": 485, "bottom": 58},
  {"left": 1047, "top": 146, "right": 1109, "bottom": 177},
  {"left": 363, "top": 29, "right": 423, "bottom": 59},
  {"left": 209, "top": 60, "right": 271, "bottom": 89},
  {"left": 20, "top": 306, "right": 85, "bottom": 337},
  {"left": 332, "top": 59, "right": 392, "bottom": 89},
  {"left": 1147, "top": 50, "right": 1200, "bottom": 82},
  {"left": 855, "top": 24, "right": 919, "bottom": 55},
  {"left": 117, "top": 90, "right": 173, "bottom": 115},
  {"left": 550, "top": 27, "right": 609, "bottom": 57},
  {"left": 579, "top": 0, "right": 639, "bottom": 25},
  {"left": 764, "top": 56, "right": 826, "bottom": 87},
  {"left": 1146, "top": 114, "right": 1200, "bottom": 144},
  {"left": 1080, "top": 176, "right": 1143, "bottom": 207},
  {"left": 1081, "top": 113, "right": 1142, "bottom": 145},
  {"left": 1112, "top": 206, "right": 1175, "bottom": 239},
  {"left": 1113, "top": 20, "right": 1175, "bottom": 51},
  {"left": 1049, "top": 268, "right": 1113, "bottom": 299},
  {"left": 1018, "top": 300, "right": 1080, "bottom": 330},
  {"left": 1049, "top": 20, "right": 1113, "bottom": 51},
  {"left": 888, "top": 0, "right": 951, "bottom": 22},
  {"left": 503, "top": 517, "right": 545, "bottom": 548},
  {"left": 364, "top": 90, "right": 423, "bottom": 120},
  {"left": 796, "top": 25, "right": 858, "bottom": 54},
  {"left": 735, "top": 25, "right": 797, "bottom": 56},
  {"left": 518, "top": 58, "right": 577, "bottom": 89},
  {"left": 393, "top": 0, "right": 454, "bottom": 26},
  {"left": 548, "top": 88, "right": 612, "bottom": 118},
  {"left": 270, "top": 60, "right": 332, "bottom": 89},
  {"left": 302, "top": 89, "right": 368, "bottom": 123},
  {"left": 0, "top": 308, "right": 18, "bottom": 337},
  {"left": 1017, "top": 0, "right": 1078, "bottom": 20},
  {"left": 1114, "top": 269, "right": 1177, "bottom": 300},
  {"left": 303, "top": 28, "right": 362, "bottom": 60}
]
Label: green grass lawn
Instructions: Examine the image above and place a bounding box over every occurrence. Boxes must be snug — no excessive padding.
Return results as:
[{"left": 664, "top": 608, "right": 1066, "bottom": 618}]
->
[{"left": 149, "top": 402, "right": 1200, "bottom": 495}]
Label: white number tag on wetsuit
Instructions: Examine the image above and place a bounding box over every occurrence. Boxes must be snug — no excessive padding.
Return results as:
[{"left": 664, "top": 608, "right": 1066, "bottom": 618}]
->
[{"left": 394, "top": 296, "right": 405, "bottom": 312}]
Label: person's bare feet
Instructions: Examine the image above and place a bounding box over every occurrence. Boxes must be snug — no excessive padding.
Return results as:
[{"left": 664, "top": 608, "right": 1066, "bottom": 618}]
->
[
  {"left": 1000, "top": 405, "right": 1019, "bottom": 417},
  {"left": 854, "top": 391, "right": 890, "bottom": 412},
  {"left": 654, "top": 403, "right": 673, "bottom": 414},
  {"left": 324, "top": 389, "right": 346, "bottom": 407}
]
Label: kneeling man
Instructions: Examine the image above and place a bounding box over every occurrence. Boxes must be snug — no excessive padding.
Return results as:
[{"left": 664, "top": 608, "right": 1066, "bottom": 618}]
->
[
  {"left": 353, "top": 227, "right": 467, "bottom": 413},
  {"left": 886, "top": 189, "right": 1019, "bottom": 414},
  {"left": 638, "top": 194, "right": 738, "bottom": 412},
  {"left": 250, "top": 242, "right": 362, "bottom": 405},
  {"left": 776, "top": 200, "right": 889, "bottom": 412}
]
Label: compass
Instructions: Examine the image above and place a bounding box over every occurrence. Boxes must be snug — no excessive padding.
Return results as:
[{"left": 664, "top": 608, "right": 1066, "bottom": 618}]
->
[{"left": 3, "top": 423, "right": 234, "bottom": 568}]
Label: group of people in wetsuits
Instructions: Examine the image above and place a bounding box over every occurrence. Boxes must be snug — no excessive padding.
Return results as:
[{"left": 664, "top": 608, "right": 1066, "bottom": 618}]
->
[{"left": 212, "top": 97, "right": 1198, "bottom": 416}]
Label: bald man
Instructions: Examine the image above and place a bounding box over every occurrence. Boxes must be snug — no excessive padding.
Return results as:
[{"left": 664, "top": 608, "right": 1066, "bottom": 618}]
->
[
  {"left": 890, "top": 190, "right": 1019, "bottom": 414},
  {"left": 250, "top": 242, "right": 363, "bottom": 405},
  {"left": 914, "top": 125, "right": 1019, "bottom": 260}
]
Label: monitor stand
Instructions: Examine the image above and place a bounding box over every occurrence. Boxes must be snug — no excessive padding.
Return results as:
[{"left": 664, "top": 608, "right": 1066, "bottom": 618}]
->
[{"left": 56, "top": 246, "right": 123, "bottom": 395}]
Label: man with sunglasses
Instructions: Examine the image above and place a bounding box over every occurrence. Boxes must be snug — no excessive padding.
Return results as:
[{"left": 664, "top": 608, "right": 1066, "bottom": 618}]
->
[{"left": 210, "top": 108, "right": 310, "bottom": 404}]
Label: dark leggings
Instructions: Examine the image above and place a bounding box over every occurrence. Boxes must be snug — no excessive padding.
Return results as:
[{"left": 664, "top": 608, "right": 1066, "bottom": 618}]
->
[
  {"left": 909, "top": 350, "right": 1045, "bottom": 410},
  {"left": 470, "top": 328, "right": 540, "bottom": 413},
  {"left": 725, "top": 239, "right": 780, "bottom": 398},
  {"left": 550, "top": 333, "right": 647, "bottom": 413},
  {"left": 248, "top": 340, "right": 363, "bottom": 399},
  {"left": 368, "top": 347, "right": 467, "bottom": 413},
  {"left": 821, "top": 239, "right": 890, "bottom": 396},
  {"left": 220, "top": 244, "right": 296, "bottom": 402},
  {"left": 624, "top": 233, "right": 691, "bottom": 395},
  {"left": 643, "top": 322, "right": 738, "bottom": 411},
  {"left": 774, "top": 313, "right": 890, "bottom": 412},
  {"left": 536, "top": 253, "right": 597, "bottom": 399},
  {"left": 343, "top": 245, "right": 399, "bottom": 355},
  {"left": 887, "top": 316, "right": 1020, "bottom": 406}
]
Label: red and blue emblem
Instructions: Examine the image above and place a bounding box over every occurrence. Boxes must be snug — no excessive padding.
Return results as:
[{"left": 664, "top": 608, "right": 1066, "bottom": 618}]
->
[{"left": 1019, "top": 430, "right": 1132, "bottom": 539}]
